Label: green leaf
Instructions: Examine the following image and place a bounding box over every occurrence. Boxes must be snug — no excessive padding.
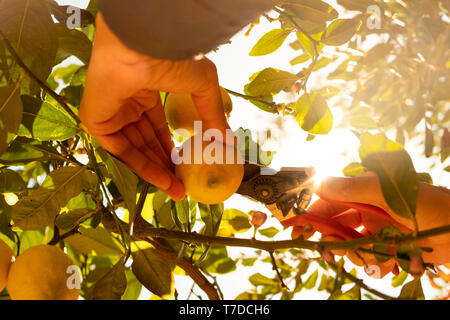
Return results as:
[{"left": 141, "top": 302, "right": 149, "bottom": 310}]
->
[
  {"left": 92, "top": 258, "right": 127, "bottom": 300},
  {"left": 368, "top": 245, "right": 390, "bottom": 264},
  {"left": 258, "top": 227, "right": 279, "bottom": 238},
  {"left": 392, "top": 270, "right": 408, "bottom": 287},
  {"left": 416, "top": 172, "right": 433, "bottom": 184},
  {"left": 12, "top": 166, "right": 88, "bottom": 230},
  {"left": 122, "top": 269, "right": 143, "bottom": 300},
  {"left": 67, "top": 192, "right": 97, "bottom": 211},
  {"left": 235, "top": 291, "right": 265, "bottom": 300},
  {"left": 249, "top": 273, "right": 278, "bottom": 286},
  {"left": 342, "top": 162, "right": 366, "bottom": 177},
  {"left": 243, "top": 71, "right": 275, "bottom": 113},
  {"left": 0, "top": 0, "right": 58, "bottom": 86},
  {"left": 174, "top": 197, "right": 189, "bottom": 225},
  {"left": 334, "top": 285, "right": 361, "bottom": 300},
  {"left": 294, "top": 93, "right": 333, "bottom": 135},
  {"left": 282, "top": 0, "right": 338, "bottom": 23},
  {"left": 235, "top": 127, "right": 275, "bottom": 166},
  {"left": 297, "top": 32, "right": 323, "bottom": 57},
  {"left": 0, "top": 85, "right": 23, "bottom": 153},
  {"left": 0, "top": 168, "right": 26, "bottom": 193},
  {"left": 61, "top": 85, "right": 84, "bottom": 107},
  {"left": 297, "top": 259, "right": 310, "bottom": 275},
  {"left": 290, "top": 53, "right": 311, "bottom": 65},
  {"left": 441, "top": 129, "right": 450, "bottom": 162},
  {"left": 281, "top": 12, "right": 326, "bottom": 35},
  {"left": 362, "top": 43, "right": 394, "bottom": 67},
  {"left": 289, "top": 40, "right": 303, "bottom": 51},
  {"left": 360, "top": 135, "right": 419, "bottom": 222},
  {"left": 398, "top": 278, "right": 425, "bottom": 300},
  {"left": 304, "top": 269, "right": 319, "bottom": 289},
  {"left": 0, "top": 137, "right": 59, "bottom": 165},
  {"left": 321, "top": 18, "right": 362, "bottom": 46},
  {"left": 98, "top": 148, "right": 138, "bottom": 223},
  {"left": 199, "top": 203, "right": 224, "bottom": 236},
  {"left": 55, "top": 24, "right": 92, "bottom": 65},
  {"left": 49, "top": 3, "right": 95, "bottom": 28},
  {"left": 0, "top": 130, "right": 7, "bottom": 156},
  {"left": 318, "top": 274, "right": 334, "bottom": 291},
  {"left": 337, "top": 0, "right": 375, "bottom": 12},
  {"left": 18, "top": 229, "right": 44, "bottom": 253},
  {"left": 47, "top": 64, "right": 83, "bottom": 90},
  {"left": 246, "top": 68, "right": 301, "bottom": 97},
  {"left": 82, "top": 255, "right": 115, "bottom": 285},
  {"left": 348, "top": 107, "right": 378, "bottom": 129},
  {"left": 312, "top": 57, "right": 336, "bottom": 71},
  {"left": 66, "top": 226, "right": 123, "bottom": 255},
  {"left": 359, "top": 132, "right": 403, "bottom": 159},
  {"left": 241, "top": 257, "right": 257, "bottom": 267},
  {"left": 55, "top": 208, "right": 96, "bottom": 230},
  {"left": 219, "top": 209, "right": 251, "bottom": 236},
  {"left": 249, "top": 29, "right": 292, "bottom": 56},
  {"left": 131, "top": 248, "right": 174, "bottom": 298},
  {"left": 425, "top": 126, "right": 434, "bottom": 157},
  {"left": 207, "top": 257, "right": 237, "bottom": 274},
  {"left": 0, "top": 195, "right": 14, "bottom": 240},
  {"left": 18, "top": 96, "right": 79, "bottom": 141},
  {"left": 155, "top": 201, "right": 177, "bottom": 230}
]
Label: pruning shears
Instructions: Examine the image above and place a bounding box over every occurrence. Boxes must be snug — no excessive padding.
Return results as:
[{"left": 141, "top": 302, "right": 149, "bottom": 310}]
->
[{"left": 236, "top": 163, "right": 316, "bottom": 221}]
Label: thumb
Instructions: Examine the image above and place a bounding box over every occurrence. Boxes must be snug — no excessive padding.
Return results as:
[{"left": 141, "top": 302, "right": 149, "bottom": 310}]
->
[
  {"left": 317, "top": 173, "right": 389, "bottom": 213},
  {"left": 190, "top": 60, "right": 230, "bottom": 142}
]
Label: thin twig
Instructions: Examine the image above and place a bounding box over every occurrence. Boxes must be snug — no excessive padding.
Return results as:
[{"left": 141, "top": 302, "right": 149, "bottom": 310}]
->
[
  {"left": 84, "top": 137, "right": 131, "bottom": 253},
  {"left": 48, "top": 227, "right": 81, "bottom": 246},
  {"left": 224, "top": 88, "right": 280, "bottom": 112},
  {"left": 134, "top": 224, "right": 450, "bottom": 252},
  {"left": 269, "top": 251, "right": 289, "bottom": 290}
]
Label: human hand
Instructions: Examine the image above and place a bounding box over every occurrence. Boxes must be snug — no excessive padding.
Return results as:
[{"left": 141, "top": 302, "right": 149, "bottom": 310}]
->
[
  {"left": 281, "top": 172, "right": 450, "bottom": 277},
  {"left": 79, "top": 14, "right": 230, "bottom": 201}
]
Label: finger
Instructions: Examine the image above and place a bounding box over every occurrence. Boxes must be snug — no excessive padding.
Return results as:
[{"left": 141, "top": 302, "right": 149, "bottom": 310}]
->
[
  {"left": 118, "top": 94, "right": 172, "bottom": 168},
  {"left": 331, "top": 208, "right": 362, "bottom": 230},
  {"left": 308, "top": 199, "right": 352, "bottom": 219},
  {"left": 190, "top": 59, "right": 230, "bottom": 139},
  {"left": 317, "top": 173, "right": 390, "bottom": 213},
  {"left": 282, "top": 212, "right": 363, "bottom": 240},
  {"left": 94, "top": 132, "right": 185, "bottom": 200},
  {"left": 130, "top": 110, "right": 172, "bottom": 168},
  {"left": 122, "top": 123, "right": 168, "bottom": 168},
  {"left": 144, "top": 104, "right": 174, "bottom": 160},
  {"left": 316, "top": 175, "right": 418, "bottom": 232},
  {"left": 340, "top": 202, "right": 413, "bottom": 234}
]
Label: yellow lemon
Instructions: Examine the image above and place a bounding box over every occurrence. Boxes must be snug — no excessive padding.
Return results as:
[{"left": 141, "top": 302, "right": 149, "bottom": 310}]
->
[
  {"left": 0, "top": 239, "right": 14, "bottom": 291},
  {"left": 7, "top": 244, "right": 80, "bottom": 300},
  {"left": 175, "top": 134, "right": 244, "bottom": 204},
  {"left": 165, "top": 87, "right": 232, "bottom": 136}
]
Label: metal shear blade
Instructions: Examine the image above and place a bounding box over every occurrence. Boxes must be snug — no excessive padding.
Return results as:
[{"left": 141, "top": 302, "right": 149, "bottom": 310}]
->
[{"left": 236, "top": 163, "right": 316, "bottom": 221}]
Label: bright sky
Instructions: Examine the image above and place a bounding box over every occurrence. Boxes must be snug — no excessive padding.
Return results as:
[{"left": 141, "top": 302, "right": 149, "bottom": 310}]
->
[{"left": 56, "top": 0, "right": 448, "bottom": 300}]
